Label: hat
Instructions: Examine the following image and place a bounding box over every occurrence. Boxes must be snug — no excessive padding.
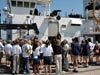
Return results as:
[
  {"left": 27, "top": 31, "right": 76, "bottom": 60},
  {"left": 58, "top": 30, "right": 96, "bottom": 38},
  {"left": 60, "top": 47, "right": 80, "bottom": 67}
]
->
[{"left": 7, "top": 40, "right": 11, "bottom": 43}]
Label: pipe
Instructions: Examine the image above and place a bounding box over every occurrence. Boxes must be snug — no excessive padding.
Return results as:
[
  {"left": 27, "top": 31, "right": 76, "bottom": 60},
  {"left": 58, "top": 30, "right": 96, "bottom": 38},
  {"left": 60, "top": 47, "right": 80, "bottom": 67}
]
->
[{"left": 93, "top": 0, "right": 100, "bottom": 22}]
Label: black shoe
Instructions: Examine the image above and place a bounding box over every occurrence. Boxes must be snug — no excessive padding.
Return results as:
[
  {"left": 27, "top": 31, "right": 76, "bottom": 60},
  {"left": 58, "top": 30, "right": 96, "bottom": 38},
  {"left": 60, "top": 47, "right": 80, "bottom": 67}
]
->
[
  {"left": 15, "top": 72, "right": 19, "bottom": 74},
  {"left": 69, "top": 63, "right": 73, "bottom": 66},
  {"left": 12, "top": 73, "right": 15, "bottom": 75},
  {"left": 64, "top": 69, "right": 69, "bottom": 72},
  {"left": 89, "top": 62, "right": 94, "bottom": 65},
  {"left": 52, "top": 62, "right": 56, "bottom": 65},
  {"left": 73, "top": 69, "right": 78, "bottom": 73},
  {"left": 12, "top": 71, "right": 15, "bottom": 75},
  {"left": 79, "top": 62, "right": 82, "bottom": 65},
  {"left": 84, "top": 65, "right": 89, "bottom": 68}
]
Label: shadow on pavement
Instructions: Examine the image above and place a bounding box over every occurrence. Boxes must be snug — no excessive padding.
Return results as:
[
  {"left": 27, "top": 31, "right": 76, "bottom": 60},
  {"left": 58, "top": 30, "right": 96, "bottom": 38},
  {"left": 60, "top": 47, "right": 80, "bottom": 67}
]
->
[{"left": 0, "top": 64, "right": 12, "bottom": 74}]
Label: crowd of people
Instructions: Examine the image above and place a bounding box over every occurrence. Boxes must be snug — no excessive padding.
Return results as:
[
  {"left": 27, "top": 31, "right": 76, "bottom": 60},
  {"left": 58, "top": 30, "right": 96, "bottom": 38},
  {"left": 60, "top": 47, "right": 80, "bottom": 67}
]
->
[{"left": 0, "top": 36, "right": 100, "bottom": 75}]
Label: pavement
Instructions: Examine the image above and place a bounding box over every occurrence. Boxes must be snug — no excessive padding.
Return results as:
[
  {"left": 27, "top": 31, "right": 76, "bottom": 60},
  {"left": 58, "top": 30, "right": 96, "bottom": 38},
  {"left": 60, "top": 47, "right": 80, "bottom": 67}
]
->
[{"left": 0, "top": 56, "right": 100, "bottom": 75}]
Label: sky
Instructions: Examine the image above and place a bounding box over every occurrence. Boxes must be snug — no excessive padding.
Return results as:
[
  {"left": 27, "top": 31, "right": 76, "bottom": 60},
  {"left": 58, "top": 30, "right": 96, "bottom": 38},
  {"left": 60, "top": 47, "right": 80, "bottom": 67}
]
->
[{"left": 0, "top": 0, "right": 83, "bottom": 22}]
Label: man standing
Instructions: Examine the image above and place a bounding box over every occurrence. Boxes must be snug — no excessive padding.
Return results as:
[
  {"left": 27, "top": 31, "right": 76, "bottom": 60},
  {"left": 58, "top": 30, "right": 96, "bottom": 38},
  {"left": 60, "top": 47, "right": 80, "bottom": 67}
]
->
[
  {"left": 4, "top": 40, "right": 12, "bottom": 66},
  {"left": 11, "top": 39, "right": 22, "bottom": 74},
  {"left": 88, "top": 38, "right": 95, "bottom": 64},
  {"left": 22, "top": 39, "right": 32, "bottom": 74},
  {"left": 71, "top": 37, "right": 80, "bottom": 72}
]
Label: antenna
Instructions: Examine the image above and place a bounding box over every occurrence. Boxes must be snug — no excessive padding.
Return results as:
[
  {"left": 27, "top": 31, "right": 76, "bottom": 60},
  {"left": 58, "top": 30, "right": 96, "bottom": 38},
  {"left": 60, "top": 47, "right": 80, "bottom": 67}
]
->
[
  {"left": 0, "top": 9, "right": 1, "bottom": 37},
  {"left": 0, "top": 9, "right": 1, "bottom": 23},
  {"left": 71, "top": 9, "right": 74, "bottom": 15},
  {"left": 3, "top": 7, "right": 14, "bottom": 17}
]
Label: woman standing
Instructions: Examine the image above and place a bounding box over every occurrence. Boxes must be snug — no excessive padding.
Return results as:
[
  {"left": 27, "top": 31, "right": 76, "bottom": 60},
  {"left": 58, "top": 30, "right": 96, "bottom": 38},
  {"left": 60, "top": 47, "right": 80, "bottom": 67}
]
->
[
  {"left": 39, "top": 40, "right": 45, "bottom": 67},
  {"left": 43, "top": 40, "right": 53, "bottom": 75},
  {"left": 53, "top": 39, "right": 63, "bottom": 75},
  {"left": 32, "top": 42, "right": 40, "bottom": 75},
  {"left": 62, "top": 39, "right": 70, "bottom": 72}
]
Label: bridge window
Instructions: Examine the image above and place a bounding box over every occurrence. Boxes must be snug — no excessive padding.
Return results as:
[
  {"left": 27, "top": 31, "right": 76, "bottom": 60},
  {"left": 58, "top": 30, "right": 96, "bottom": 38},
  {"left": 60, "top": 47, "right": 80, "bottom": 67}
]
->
[
  {"left": 17, "top": 1, "right": 23, "bottom": 7},
  {"left": 71, "top": 24, "right": 80, "bottom": 26},
  {"left": 30, "top": 2, "right": 35, "bottom": 8},
  {"left": 71, "top": 19, "right": 82, "bottom": 26},
  {"left": 24, "top": 2, "right": 29, "bottom": 8},
  {"left": 11, "top": 1, "right": 16, "bottom": 7}
]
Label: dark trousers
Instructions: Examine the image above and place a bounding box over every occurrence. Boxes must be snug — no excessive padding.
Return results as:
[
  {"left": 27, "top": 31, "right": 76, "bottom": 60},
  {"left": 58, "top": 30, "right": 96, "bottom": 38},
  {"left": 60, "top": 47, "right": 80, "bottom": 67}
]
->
[{"left": 23, "top": 57, "right": 30, "bottom": 73}]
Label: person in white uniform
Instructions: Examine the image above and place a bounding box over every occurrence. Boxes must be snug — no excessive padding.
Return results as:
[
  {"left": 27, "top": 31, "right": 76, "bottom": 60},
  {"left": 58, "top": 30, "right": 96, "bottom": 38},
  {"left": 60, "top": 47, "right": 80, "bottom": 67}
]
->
[
  {"left": 4, "top": 40, "right": 12, "bottom": 65},
  {"left": 43, "top": 40, "right": 53, "bottom": 75},
  {"left": 88, "top": 38, "right": 95, "bottom": 64},
  {"left": 11, "top": 39, "right": 22, "bottom": 74},
  {"left": 38, "top": 40, "right": 45, "bottom": 66},
  {"left": 22, "top": 39, "right": 32, "bottom": 74}
]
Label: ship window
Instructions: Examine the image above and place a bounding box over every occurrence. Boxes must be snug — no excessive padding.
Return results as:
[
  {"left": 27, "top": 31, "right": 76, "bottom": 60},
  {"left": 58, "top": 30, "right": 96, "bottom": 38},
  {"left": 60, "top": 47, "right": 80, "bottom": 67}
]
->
[
  {"left": 11, "top": 1, "right": 16, "bottom": 7},
  {"left": 17, "top": 1, "right": 23, "bottom": 7},
  {"left": 71, "top": 24, "right": 80, "bottom": 26},
  {"left": 30, "top": 10, "right": 33, "bottom": 15},
  {"left": 30, "top": 2, "right": 35, "bottom": 8},
  {"left": 71, "top": 19, "right": 82, "bottom": 26},
  {"left": 61, "top": 25, "right": 66, "bottom": 28},
  {"left": 61, "top": 25, "right": 66, "bottom": 31},
  {"left": 24, "top": 2, "right": 29, "bottom": 8}
]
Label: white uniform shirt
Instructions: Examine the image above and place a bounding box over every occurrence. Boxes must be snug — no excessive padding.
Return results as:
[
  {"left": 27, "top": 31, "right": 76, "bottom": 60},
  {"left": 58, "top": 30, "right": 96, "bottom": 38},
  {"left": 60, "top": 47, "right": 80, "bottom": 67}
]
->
[
  {"left": 33, "top": 46, "right": 40, "bottom": 59},
  {"left": 89, "top": 42, "right": 95, "bottom": 50},
  {"left": 0, "top": 42, "right": 4, "bottom": 52},
  {"left": 11, "top": 44, "right": 22, "bottom": 55},
  {"left": 4, "top": 44, "right": 12, "bottom": 54},
  {"left": 63, "top": 44, "right": 69, "bottom": 51},
  {"left": 22, "top": 44, "right": 32, "bottom": 57},
  {"left": 43, "top": 45, "right": 53, "bottom": 56},
  {"left": 39, "top": 44, "right": 45, "bottom": 54}
]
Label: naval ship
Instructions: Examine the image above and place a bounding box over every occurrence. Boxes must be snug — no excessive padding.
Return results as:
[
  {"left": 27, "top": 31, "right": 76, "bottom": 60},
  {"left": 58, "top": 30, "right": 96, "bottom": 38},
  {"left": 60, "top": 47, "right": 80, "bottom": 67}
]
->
[{"left": 0, "top": 0, "right": 83, "bottom": 42}]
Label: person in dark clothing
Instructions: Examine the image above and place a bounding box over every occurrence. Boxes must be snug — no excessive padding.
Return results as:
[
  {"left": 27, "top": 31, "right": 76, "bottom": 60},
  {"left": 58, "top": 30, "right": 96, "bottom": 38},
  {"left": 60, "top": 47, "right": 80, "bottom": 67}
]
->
[
  {"left": 72, "top": 37, "right": 80, "bottom": 56},
  {"left": 53, "top": 39, "right": 63, "bottom": 75},
  {"left": 82, "top": 40, "right": 90, "bottom": 67},
  {"left": 79, "top": 40, "right": 85, "bottom": 65},
  {"left": 56, "top": 32, "right": 62, "bottom": 40},
  {"left": 70, "top": 38, "right": 75, "bottom": 65},
  {"left": 32, "top": 36, "right": 39, "bottom": 51},
  {"left": 71, "top": 37, "right": 80, "bottom": 72},
  {"left": 34, "top": 8, "right": 39, "bottom": 15}
]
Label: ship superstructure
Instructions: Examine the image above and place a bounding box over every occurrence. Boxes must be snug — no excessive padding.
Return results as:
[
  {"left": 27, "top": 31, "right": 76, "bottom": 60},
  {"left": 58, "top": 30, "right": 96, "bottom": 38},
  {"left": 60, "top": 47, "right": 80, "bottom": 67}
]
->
[
  {"left": 83, "top": 0, "right": 100, "bottom": 42},
  {"left": 1, "top": 0, "right": 83, "bottom": 42}
]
